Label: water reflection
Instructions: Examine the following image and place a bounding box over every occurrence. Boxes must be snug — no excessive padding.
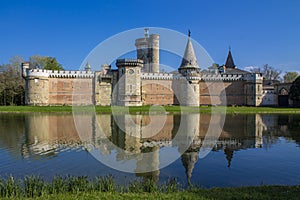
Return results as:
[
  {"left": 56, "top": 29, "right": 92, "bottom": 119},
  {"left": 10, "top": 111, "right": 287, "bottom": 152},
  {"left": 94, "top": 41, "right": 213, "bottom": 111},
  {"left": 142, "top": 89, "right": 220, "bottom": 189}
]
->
[{"left": 0, "top": 113, "right": 300, "bottom": 185}]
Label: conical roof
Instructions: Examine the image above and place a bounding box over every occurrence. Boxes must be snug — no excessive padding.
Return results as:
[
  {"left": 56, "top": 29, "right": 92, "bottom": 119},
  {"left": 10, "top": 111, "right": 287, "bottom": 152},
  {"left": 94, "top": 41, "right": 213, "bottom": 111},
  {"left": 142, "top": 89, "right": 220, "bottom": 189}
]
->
[
  {"left": 225, "top": 49, "right": 235, "bottom": 69},
  {"left": 179, "top": 36, "right": 199, "bottom": 70}
]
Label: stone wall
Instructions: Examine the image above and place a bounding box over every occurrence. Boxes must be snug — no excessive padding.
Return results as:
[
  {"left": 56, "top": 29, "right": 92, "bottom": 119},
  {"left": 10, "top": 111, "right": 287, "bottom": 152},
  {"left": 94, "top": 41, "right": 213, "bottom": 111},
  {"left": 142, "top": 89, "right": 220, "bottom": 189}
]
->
[
  {"left": 26, "top": 78, "right": 49, "bottom": 105},
  {"left": 23, "top": 64, "right": 265, "bottom": 107},
  {"left": 94, "top": 72, "right": 112, "bottom": 106}
]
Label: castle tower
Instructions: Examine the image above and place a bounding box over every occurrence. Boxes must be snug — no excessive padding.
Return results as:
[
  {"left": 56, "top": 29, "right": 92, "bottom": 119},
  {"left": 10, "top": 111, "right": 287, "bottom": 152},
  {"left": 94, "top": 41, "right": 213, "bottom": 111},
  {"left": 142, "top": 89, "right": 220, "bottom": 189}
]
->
[
  {"left": 178, "top": 31, "right": 200, "bottom": 106},
  {"left": 22, "top": 62, "right": 50, "bottom": 105},
  {"left": 84, "top": 62, "right": 91, "bottom": 71},
  {"left": 135, "top": 28, "right": 160, "bottom": 73},
  {"left": 116, "top": 59, "right": 143, "bottom": 106},
  {"left": 244, "top": 73, "right": 263, "bottom": 106}
]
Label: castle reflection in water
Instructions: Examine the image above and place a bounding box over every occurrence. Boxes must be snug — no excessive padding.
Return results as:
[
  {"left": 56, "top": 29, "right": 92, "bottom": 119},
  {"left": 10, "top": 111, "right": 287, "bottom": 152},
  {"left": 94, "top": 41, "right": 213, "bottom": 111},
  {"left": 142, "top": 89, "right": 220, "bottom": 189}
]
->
[{"left": 9, "top": 113, "right": 270, "bottom": 183}]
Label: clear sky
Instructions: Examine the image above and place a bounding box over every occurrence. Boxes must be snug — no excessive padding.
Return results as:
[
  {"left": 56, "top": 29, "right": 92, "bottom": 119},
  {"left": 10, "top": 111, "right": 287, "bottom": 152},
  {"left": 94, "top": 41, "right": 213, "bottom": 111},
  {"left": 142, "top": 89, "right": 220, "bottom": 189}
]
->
[{"left": 1, "top": 0, "right": 299, "bottom": 72}]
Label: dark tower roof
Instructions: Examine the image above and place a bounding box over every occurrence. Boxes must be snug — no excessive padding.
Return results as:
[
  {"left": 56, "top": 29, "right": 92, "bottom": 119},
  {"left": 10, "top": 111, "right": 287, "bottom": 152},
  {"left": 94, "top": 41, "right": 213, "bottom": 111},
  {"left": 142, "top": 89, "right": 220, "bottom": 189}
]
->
[
  {"left": 225, "top": 48, "right": 236, "bottom": 69},
  {"left": 224, "top": 147, "right": 234, "bottom": 168},
  {"left": 179, "top": 32, "right": 199, "bottom": 70}
]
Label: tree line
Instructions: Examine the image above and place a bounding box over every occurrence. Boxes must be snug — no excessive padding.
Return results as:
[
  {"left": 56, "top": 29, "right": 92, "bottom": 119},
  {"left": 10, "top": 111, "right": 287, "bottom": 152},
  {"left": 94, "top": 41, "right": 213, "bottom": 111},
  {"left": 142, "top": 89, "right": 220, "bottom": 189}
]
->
[{"left": 0, "top": 55, "right": 63, "bottom": 106}]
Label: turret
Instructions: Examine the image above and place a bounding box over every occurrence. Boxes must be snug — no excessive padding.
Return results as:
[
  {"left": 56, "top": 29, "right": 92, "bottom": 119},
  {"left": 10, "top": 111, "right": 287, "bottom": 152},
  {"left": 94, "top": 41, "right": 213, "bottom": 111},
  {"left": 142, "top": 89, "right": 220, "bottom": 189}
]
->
[
  {"left": 85, "top": 62, "right": 91, "bottom": 71},
  {"left": 178, "top": 31, "right": 200, "bottom": 106},
  {"left": 244, "top": 73, "right": 263, "bottom": 106},
  {"left": 21, "top": 62, "right": 30, "bottom": 78},
  {"left": 135, "top": 28, "right": 160, "bottom": 73},
  {"left": 116, "top": 59, "right": 143, "bottom": 106}
]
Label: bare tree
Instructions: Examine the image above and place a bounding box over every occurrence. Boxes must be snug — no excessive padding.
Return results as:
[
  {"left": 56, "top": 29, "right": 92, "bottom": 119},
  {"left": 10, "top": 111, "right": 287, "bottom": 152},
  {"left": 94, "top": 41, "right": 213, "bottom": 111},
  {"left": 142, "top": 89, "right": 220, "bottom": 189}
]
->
[
  {"left": 261, "top": 64, "right": 282, "bottom": 81},
  {"left": 249, "top": 67, "right": 261, "bottom": 74}
]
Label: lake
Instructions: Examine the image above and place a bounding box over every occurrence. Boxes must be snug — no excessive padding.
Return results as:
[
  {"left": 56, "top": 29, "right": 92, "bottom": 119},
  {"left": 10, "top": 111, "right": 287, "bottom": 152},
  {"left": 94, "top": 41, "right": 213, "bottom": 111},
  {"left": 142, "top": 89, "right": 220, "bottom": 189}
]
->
[{"left": 0, "top": 112, "right": 300, "bottom": 188}]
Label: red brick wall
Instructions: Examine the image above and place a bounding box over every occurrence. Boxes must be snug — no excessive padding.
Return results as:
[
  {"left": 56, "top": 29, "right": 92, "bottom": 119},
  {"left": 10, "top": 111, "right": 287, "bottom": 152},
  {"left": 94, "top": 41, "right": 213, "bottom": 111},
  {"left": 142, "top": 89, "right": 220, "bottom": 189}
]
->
[{"left": 48, "top": 78, "right": 93, "bottom": 105}]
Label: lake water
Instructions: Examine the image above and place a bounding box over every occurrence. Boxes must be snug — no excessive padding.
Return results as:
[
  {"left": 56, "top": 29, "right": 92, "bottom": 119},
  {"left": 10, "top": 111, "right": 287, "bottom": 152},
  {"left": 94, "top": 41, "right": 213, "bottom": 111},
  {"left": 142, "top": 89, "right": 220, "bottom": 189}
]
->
[{"left": 0, "top": 112, "right": 300, "bottom": 187}]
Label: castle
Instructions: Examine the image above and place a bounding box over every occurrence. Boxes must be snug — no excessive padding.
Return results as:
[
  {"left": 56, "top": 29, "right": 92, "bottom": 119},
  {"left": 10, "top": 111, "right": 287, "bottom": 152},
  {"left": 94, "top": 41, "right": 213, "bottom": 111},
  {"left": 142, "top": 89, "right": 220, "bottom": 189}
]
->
[{"left": 22, "top": 29, "right": 265, "bottom": 106}]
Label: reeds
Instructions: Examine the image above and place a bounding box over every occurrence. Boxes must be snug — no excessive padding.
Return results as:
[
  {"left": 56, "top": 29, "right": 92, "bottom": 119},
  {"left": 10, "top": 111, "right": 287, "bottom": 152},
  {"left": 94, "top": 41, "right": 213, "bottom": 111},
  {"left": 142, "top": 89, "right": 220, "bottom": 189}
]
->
[{"left": 0, "top": 175, "right": 182, "bottom": 198}]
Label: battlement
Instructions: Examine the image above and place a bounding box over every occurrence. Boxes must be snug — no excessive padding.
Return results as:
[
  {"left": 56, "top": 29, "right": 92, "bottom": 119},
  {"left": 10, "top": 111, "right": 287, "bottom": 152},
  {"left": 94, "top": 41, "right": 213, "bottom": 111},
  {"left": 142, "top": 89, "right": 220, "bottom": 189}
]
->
[
  {"left": 141, "top": 72, "right": 262, "bottom": 81},
  {"left": 116, "top": 59, "right": 143, "bottom": 67},
  {"left": 201, "top": 74, "right": 244, "bottom": 81},
  {"left": 25, "top": 69, "right": 94, "bottom": 79},
  {"left": 141, "top": 72, "right": 175, "bottom": 80}
]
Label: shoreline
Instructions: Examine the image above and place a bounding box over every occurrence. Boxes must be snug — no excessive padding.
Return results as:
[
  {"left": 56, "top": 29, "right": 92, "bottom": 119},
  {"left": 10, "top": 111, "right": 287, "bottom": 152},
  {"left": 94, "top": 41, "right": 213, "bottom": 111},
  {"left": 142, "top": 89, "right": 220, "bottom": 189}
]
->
[{"left": 0, "top": 105, "right": 300, "bottom": 114}]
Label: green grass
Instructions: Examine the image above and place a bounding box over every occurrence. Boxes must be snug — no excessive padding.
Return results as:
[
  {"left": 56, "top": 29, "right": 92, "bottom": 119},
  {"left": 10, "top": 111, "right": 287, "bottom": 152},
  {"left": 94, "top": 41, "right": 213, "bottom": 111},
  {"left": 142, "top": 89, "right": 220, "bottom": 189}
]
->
[
  {"left": 0, "top": 176, "right": 300, "bottom": 200},
  {"left": 0, "top": 105, "right": 300, "bottom": 114}
]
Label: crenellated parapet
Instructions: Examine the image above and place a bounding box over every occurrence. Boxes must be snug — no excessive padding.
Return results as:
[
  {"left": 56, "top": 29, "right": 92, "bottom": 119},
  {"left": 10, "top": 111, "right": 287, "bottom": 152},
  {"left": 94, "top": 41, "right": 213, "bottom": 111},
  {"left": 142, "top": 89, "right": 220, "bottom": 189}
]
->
[
  {"left": 24, "top": 68, "right": 95, "bottom": 79},
  {"left": 141, "top": 72, "right": 176, "bottom": 80},
  {"left": 201, "top": 74, "right": 244, "bottom": 81},
  {"left": 48, "top": 70, "right": 94, "bottom": 78}
]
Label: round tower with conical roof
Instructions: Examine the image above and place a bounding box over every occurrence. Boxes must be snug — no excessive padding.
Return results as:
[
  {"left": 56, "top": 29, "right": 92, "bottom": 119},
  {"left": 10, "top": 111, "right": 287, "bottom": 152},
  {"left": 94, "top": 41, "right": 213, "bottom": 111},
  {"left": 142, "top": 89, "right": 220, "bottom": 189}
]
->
[{"left": 178, "top": 31, "right": 201, "bottom": 106}]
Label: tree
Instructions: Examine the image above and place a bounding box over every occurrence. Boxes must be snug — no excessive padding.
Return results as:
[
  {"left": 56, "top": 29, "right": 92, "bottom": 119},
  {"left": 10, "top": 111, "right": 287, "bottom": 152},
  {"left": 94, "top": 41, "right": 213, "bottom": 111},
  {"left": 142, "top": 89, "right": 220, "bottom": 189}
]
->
[
  {"left": 250, "top": 64, "right": 281, "bottom": 81},
  {"left": 248, "top": 64, "right": 281, "bottom": 81},
  {"left": 249, "top": 67, "right": 260, "bottom": 73},
  {"left": 29, "top": 55, "right": 47, "bottom": 68},
  {"left": 283, "top": 72, "right": 299, "bottom": 83},
  {"left": 0, "top": 63, "right": 25, "bottom": 105},
  {"left": 29, "top": 55, "right": 63, "bottom": 70},
  {"left": 9, "top": 55, "right": 24, "bottom": 73},
  {"left": 0, "top": 55, "right": 63, "bottom": 105},
  {"left": 43, "top": 57, "right": 63, "bottom": 70},
  {"left": 261, "top": 64, "right": 282, "bottom": 81},
  {"left": 289, "top": 76, "right": 300, "bottom": 107}
]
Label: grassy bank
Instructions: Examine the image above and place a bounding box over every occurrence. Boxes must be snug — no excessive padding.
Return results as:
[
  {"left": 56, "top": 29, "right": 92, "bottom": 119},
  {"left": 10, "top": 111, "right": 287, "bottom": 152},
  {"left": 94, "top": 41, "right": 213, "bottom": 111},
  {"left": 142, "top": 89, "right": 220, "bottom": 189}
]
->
[
  {"left": 0, "top": 176, "right": 299, "bottom": 200},
  {"left": 0, "top": 105, "right": 300, "bottom": 114}
]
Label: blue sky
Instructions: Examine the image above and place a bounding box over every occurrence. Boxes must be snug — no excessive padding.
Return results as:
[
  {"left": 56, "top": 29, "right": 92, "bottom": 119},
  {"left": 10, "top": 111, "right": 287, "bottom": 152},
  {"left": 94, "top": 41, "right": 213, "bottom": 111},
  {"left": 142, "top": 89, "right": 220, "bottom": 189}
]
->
[{"left": 1, "top": 0, "right": 299, "bottom": 72}]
